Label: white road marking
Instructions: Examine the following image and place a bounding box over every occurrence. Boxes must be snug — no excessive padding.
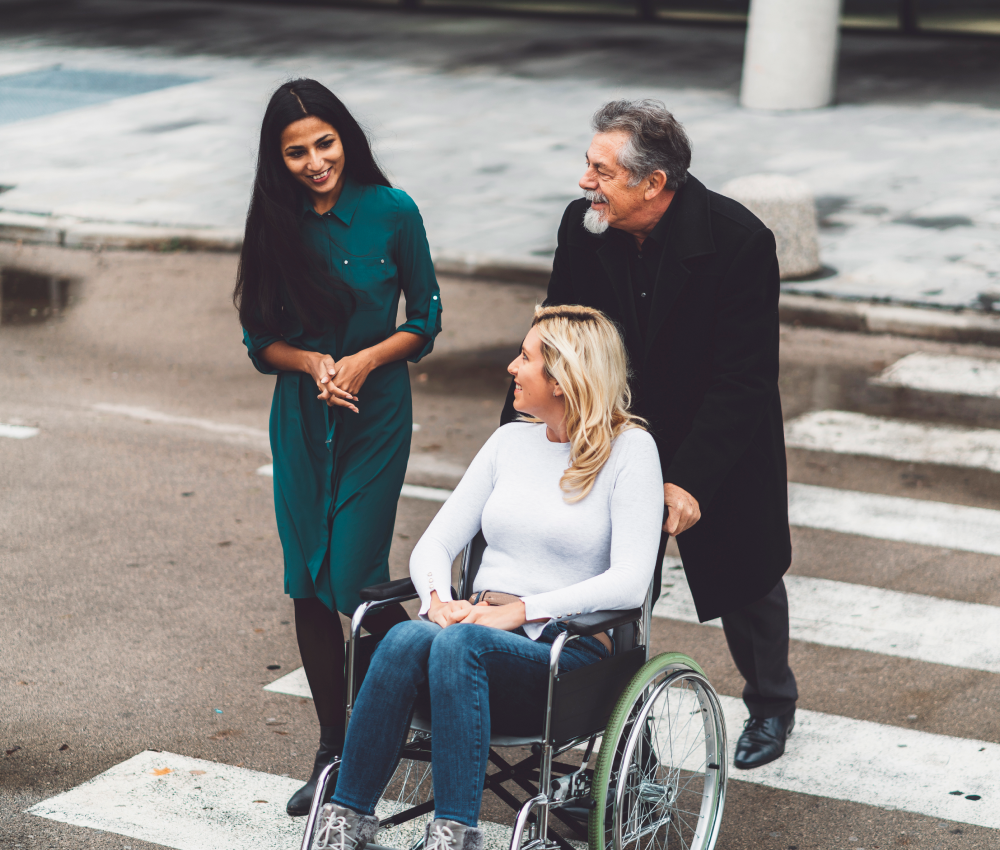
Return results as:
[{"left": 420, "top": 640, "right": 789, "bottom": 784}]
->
[
  {"left": 400, "top": 483, "right": 453, "bottom": 502},
  {"left": 264, "top": 666, "right": 312, "bottom": 699},
  {"left": 404, "top": 454, "right": 469, "bottom": 482},
  {"left": 255, "top": 468, "right": 456, "bottom": 500},
  {"left": 28, "top": 750, "right": 302, "bottom": 850},
  {"left": 716, "top": 695, "right": 1000, "bottom": 830},
  {"left": 28, "top": 750, "right": 541, "bottom": 850},
  {"left": 0, "top": 422, "right": 39, "bottom": 439},
  {"left": 788, "top": 482, "right": 1000, "bottom": 556},
  {"left": 264, "top": 659, "right": 1000, "bottom": 826},
  {"left": 873, "top": 352, "right": 1000, "bottom": 398},
  {"left": 92, "top": 403, "right": 270, "bottom": 448},
  {"left": 267, "top": 669, "right": 1000, "bottom": 829},
  {"left": 655, "top": 558, "right": 1000, "bottom": 673},
  {"left": 785, "top": 409, "right": 1000, "bottom": 473}
]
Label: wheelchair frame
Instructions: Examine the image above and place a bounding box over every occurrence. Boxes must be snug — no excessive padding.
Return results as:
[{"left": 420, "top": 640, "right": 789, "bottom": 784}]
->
[{"left": 301, "top": 532, "right": 727, "bottom": 850}]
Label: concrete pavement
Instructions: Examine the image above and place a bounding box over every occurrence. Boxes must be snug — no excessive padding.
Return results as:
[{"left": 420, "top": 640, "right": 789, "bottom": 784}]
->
[
  {"left": 2, "top": 0, "right": 1000, "bottom": 312},
  {"left": 5, "top": 241, "right": 1000, "bottom": 848}
]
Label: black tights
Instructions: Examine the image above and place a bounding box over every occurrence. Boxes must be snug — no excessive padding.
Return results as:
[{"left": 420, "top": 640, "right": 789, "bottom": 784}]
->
[{"left": 293, "top": 597, "right": 410, "bottom": 746}]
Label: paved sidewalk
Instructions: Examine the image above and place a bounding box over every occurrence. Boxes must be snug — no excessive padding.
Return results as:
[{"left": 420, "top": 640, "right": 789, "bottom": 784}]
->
[{"left": 1, "top": 1, "right": 1000, "bottom": 310}]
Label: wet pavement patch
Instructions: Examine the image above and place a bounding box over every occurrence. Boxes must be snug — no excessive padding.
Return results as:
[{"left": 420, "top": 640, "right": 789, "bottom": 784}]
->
[
  {"left": 0, "top": 66, "right": 205, "bottom": 125},
  {"left": 0, "top": 267, "right": 72, "bottom": 324},
  {"left": 894, "top": 214, "right": 975, "bottom": 230}
]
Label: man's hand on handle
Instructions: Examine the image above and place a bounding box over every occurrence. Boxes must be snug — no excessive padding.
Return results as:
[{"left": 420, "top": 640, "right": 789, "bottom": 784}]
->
[{"left": 663, "top": 483, "right": 700, "bottom": 536}]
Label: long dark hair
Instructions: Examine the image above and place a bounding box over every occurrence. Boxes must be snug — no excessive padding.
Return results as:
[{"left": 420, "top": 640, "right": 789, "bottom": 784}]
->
[{"left": 234, "top": 79, "right": 391, "bottom": 336}]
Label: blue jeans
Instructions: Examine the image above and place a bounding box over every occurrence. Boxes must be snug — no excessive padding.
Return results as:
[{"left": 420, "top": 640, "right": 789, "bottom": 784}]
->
[{"left": 332, "top": 619, "right": 609, "bottom": 827}]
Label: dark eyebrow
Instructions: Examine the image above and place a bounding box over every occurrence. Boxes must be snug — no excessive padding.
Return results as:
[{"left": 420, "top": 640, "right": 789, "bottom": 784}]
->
[{"left": 283, "top": 133, "right": 335, "bottom": 153}]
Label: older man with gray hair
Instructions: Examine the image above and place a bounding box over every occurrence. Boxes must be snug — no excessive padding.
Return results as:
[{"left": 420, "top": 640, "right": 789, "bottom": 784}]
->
[{"left": 502, "top": 99, "right": 797, "bottom": 770}]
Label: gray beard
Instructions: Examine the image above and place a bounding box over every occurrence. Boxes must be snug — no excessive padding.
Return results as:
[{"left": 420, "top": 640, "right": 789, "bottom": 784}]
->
[{"left": 583, "top": 207, "right": 609, "bottom": 234}]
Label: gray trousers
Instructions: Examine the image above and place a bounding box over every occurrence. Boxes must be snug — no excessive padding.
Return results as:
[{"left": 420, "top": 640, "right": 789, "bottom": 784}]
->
[{"left": 720, "top": 578, "right": 798, "bottom": 718}]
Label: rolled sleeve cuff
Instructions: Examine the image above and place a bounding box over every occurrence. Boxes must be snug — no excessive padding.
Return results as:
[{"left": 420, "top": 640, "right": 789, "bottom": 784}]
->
[
  {"left": 242, "top": 329, "right": 282, "bottom": 375},
  {"left": 397, "top": 293, "right": 442, "bottom": 363}
]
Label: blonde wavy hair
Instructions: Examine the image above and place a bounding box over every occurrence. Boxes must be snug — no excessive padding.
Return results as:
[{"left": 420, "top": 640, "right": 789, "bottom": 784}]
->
[{"left": 523, "top": 304, "right": 646, "bottom": 502}]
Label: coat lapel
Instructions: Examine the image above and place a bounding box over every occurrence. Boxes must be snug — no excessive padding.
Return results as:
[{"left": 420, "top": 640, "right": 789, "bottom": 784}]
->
[{"left": 643, "top": 175, "right": 716, "bottom": 361}]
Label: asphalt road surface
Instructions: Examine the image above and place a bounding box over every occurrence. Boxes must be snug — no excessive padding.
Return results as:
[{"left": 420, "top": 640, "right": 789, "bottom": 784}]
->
[{"left": 3, "top": 244, "right": 1000, "bottom": 849}]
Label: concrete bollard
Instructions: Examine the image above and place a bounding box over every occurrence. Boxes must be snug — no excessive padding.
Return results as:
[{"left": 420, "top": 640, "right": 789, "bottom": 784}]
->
[
  {"left": 740, "top": 0, "right": 843, "bottom": 110},
  {"left": 721, "top": 174, "right": 821, "bottom": 280}
]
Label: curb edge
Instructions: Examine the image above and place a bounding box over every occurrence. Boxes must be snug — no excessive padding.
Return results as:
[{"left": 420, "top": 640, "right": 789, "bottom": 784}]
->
[{"left": 4, "top": 220, "right": 1000, "bottom": 347}]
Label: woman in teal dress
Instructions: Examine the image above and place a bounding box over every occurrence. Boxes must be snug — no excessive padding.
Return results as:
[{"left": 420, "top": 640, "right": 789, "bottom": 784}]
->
[{"left": 234, "top": 79, "right": 442, "bottom": 816}]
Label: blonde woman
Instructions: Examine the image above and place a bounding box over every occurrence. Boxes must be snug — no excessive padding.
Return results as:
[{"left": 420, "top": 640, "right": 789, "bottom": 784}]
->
[{"left": 312, "top": 306, "right": 664, "bottom": 850}]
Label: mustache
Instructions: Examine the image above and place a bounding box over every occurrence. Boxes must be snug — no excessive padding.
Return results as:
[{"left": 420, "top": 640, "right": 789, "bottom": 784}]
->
[{"left": 585, "top": 189, "right": 609, "bottom": 204}]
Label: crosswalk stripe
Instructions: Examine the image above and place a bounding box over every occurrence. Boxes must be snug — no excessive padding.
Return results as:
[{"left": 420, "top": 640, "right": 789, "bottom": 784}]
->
[
  {"left": 788, "top": 482, "right": 1000, "bottom": 556},
  {"left": 391, "top": 479, "right": 1000, "bottom": 557},
  {"left": 28, "top": 750, "right": 303, "bottom": 850},
  {"left": 785, "top": 409, "right": 1000, "bottom": 472},
  {"left": 400, "top": 483, "right": 453, "bottom": 502},
  {"left": 261, "top": 669, "right": 1000, "bottom": 830},
  {"left": 92, "top": 403, "right": 270, "bottom": 446},
  {"left": 874, "top": 352, "right": 1000, "bottom": 398},
  {"left": 715, "top": 694, "right": 1000, "bottom": 829},
  {"left": 264, "top": 665, "right": 312, "bottom": 698},
  {"left": 654, "top": 557, "right": 1000, "bottom": 673},
  {"left": 26, "top": 751, "right": 541, "bottom": 850},
  {"left": 256, "top": 469, "right": 457, "bottom": 501},
  {"left": 0, "top": 422, "right": 39, "bottom": 439}
]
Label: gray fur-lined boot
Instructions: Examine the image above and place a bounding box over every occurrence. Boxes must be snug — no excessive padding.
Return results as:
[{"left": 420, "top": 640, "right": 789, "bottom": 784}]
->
[
  {"left": 424, "top": 818, "right": 485, "bottom": 850},
  {"left": 311, "top": 802, "right": 379, "bottom": 850}
]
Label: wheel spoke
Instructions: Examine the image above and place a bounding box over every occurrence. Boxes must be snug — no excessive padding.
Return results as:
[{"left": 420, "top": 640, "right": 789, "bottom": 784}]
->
[{"left": 600, "top": 668, "right": 725, "bottom": 850}]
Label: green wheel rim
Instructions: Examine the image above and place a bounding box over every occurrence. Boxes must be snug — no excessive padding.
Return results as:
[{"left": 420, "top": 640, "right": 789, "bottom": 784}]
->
[{"left": 587, "top": 652, "right": 711, "bottom": 850}]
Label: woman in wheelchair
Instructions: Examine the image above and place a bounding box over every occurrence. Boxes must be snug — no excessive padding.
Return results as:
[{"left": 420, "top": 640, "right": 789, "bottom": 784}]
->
[{"left": 314, "top": 305, "right": 665, "bottom": 850}]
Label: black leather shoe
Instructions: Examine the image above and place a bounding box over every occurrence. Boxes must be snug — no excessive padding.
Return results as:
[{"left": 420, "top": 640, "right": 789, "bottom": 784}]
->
[
  {"left": 733, "top": 708, "right": 795, "bottom": 770},
  {"left": 286, "top": 726, "right": 343, "bottom": 816}
]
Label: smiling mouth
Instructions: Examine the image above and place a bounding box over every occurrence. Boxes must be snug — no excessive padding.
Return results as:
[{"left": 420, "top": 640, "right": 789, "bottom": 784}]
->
[
  {"left": 309, "top": 168, "right": 331, "bottom": 183},
  {"left": 514, "top": 382, "right": 522, "bottom": 392}
]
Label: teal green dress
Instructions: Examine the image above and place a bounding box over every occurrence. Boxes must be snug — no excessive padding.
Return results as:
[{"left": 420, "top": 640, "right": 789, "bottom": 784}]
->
[{"left": 242, "top": 176, "right": 442, "bottom": 616}]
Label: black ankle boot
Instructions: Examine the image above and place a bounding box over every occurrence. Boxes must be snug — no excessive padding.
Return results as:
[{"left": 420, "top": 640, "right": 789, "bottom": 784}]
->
[{"left": 287, "top": 725, "right": 343, "bottom": 817}]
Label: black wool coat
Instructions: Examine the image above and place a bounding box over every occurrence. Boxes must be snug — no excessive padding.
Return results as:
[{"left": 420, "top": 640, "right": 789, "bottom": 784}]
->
[{"left": 502, "top": 175, "right": 791, "bottom": 622}]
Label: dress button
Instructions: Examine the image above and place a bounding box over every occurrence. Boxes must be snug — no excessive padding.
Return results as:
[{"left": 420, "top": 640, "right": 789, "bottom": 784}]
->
[
  {"left": 432, "top": 295, "right": 438, "bottom": 300},
  {"left": 640, "top": 292, "right": 646, "bottom": 298},
  {"left": 381, "top": 259, "right": 385, "bottom": 264},
  {"left": 344, "top": 260, "right": 349, "bottom": 265}
]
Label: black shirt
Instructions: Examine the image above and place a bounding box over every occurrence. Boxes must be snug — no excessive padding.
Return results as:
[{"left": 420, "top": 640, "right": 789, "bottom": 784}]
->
[{"left": 616, "top": 204, "right": 673, "bottom": 339}]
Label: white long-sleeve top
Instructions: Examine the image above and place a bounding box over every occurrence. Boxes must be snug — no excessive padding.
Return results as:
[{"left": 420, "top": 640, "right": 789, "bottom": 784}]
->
[{"left": 410, "top": 422, "right": 665, "bottom": 639}]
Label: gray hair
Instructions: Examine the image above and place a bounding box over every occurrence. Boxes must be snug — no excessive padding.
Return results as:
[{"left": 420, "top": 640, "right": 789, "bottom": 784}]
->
[{"left": 591, "top": 99, "right": 691, "bottom": 191}]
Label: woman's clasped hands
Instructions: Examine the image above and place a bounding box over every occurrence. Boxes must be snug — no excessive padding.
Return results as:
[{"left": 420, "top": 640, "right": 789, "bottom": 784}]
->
[
  {"left": 309, "top": 351, "right": 376, "bottom": 413},
  {"left": 427, "top": 591, "right": 528, "bottom": 631}
]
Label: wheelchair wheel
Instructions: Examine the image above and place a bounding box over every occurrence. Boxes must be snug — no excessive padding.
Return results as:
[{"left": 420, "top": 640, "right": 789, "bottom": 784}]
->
[{"left": 588, "top": 653, "right": 727, "bottom": 850}]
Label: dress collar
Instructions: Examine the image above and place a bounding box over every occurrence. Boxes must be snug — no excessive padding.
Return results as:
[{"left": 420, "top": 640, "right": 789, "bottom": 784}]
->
[{"left": 300, "top": 173, "right": 363, "bottom": 226}]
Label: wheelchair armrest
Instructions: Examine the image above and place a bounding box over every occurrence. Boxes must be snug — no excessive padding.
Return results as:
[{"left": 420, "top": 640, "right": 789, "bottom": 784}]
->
[
  {"left": 359, "top": 577, "right": 417, "bottom": 602},
  {"left": 562, "top": 607, "right": 643, "bottom": 637}
]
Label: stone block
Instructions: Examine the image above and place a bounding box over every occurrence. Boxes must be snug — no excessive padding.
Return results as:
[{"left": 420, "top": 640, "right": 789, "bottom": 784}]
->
[{"left": 721, "top": 173, "right": 821, "bottom": 279}]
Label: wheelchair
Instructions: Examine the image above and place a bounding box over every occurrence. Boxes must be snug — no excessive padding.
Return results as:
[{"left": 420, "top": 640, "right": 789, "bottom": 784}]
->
[{"left": 301, "top": 531, "right": 728, "bottom": 850}]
